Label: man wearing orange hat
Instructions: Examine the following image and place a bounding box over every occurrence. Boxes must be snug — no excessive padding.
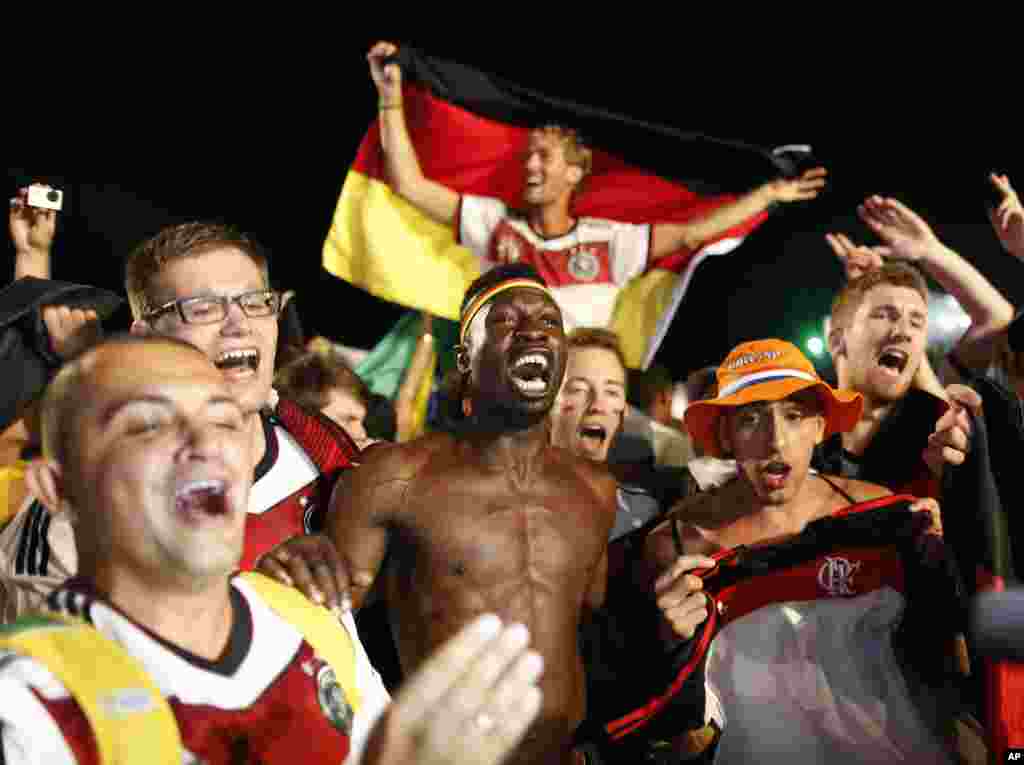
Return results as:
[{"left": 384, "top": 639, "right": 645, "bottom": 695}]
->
[{"left": 621, "top": 339, "right": 967, "bottom": 763}]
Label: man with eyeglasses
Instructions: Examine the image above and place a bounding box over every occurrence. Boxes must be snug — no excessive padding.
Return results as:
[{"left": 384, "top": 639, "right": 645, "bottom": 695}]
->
[
  {"left": 121, "top": 222, "right": 364, "bottom": 569},
  {"left": 6, "top": 228, "right": 372, "bottom": 597},
  {"left": 0, "top": 221, "right": 393, "bottom": 758}
]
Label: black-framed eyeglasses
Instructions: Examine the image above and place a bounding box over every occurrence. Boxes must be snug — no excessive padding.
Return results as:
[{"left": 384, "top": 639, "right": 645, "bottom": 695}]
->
[{"left": 144, "top": 289, "right": 282, "bottom": 325}]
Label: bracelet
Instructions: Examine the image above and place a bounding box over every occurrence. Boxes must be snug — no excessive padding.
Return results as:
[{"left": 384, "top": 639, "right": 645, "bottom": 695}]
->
[{"left": 379, "top": 100, "right": 402, "bottom": 111}]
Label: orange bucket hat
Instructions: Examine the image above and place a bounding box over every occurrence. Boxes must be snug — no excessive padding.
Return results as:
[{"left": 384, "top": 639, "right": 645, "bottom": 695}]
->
[{"left": 684, "top": 339, "right": 863, "bottom": 458}]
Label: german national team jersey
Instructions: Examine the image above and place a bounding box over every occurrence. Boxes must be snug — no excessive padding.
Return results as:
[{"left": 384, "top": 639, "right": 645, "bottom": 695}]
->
[
  {"left": 241, "top": 413, "right": 321, "bottom": 570},
  {"left": 0, "top": 575, "right": 389, "bottom": 765},
  {"left": 457, "top": 194, "right": 651, "bottom": 332}
]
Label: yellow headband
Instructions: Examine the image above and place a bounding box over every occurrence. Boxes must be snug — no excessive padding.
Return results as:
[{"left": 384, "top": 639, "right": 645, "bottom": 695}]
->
[{"left": 459, "top": 279, "right": 553, "bottom": 344}]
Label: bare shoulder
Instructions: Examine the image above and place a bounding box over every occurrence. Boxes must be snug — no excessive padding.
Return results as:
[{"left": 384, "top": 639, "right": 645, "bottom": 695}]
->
[
  {"left": 351, "top": 432, "right": 457, "bottom": 485},
  {"left": 663, "top": 480, "right": 747, "bottom": 534},
  {"left": 548, "top": 446, "right": 617, "bottom": 504},
  {"left": 332, "top": 433, "right": 459, "bottom": 524},
  {"left": 822, "top": 475, "right": 893, "bottom": 505},
  {"left": 647, "top": 492, "right": 719, "bottom": 559},
  {"left": 666, "top": 490, "right": 720, "bottom": 528},
  {"left": 638, "top": 492, "right": 718, "bottom": 586}
]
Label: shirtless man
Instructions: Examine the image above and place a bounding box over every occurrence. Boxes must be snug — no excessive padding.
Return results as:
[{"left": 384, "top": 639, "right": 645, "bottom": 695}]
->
[
  {"left": 640, "top": 339, "right": 958, "bottom": 763},
  {"left": 262, "top": 264, "right": 617, "bottom": 765},
  {"left": 0, "top": 335, "right": 545, "bottom": 765}
]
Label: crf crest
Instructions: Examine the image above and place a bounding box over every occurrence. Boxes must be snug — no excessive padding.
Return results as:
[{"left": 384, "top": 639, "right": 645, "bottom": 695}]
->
[{"left": 817, "top": 556, "right": 861, "bottom": 597}]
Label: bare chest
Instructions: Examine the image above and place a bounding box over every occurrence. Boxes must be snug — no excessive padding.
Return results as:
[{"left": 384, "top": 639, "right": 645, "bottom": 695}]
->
[
  {"left": 692, "top": 490, "right": 839, "bottom": 552},
  {"left": 393, "top": 469, "right": 611, "bottom": 586}
]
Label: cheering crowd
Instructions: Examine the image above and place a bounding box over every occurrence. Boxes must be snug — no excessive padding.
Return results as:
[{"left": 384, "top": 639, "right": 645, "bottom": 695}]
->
[{"left": 1, "top": 41, "right": 1023, "bottom": 765}]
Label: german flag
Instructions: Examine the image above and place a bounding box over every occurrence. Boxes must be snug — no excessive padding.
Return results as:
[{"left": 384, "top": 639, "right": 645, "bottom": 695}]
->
[{"left": 323, "top": 46, "right": 800, "bottom": 369}]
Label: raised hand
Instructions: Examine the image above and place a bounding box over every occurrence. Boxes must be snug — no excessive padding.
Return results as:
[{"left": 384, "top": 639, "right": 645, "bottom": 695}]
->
[
  {"left": 988, "top": 173, "right": 1024, "bottom": 261},
  {"left": 764, "top": 167, "right": 828, "bottom": 203},
  {"left": 368, "top": 41, "right": 402, "bottom": 104},
  {"left": 824, "top": 232, "right": 884, "bottom": 281},
  {"left": 364, "top": 614, "right": 544, "bottom": 765},
  {"left": 9, "top": 187, "right": 57, "bottom": 257},
  {"left": 857, "top": 195, "right": 943, "bottom": 263}
]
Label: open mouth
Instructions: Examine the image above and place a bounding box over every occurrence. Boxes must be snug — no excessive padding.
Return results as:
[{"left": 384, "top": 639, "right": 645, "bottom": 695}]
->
[
  {"left": 578, "top": 423, "right": 608, "bottom": 454},
  {"left": 877, "top": 348, "right": 909, "bottom": 376},
  {"left": 510, "top": 352, "right": 552, "bottom": 395},
  {"left": 175, "top": 479, "right": 229, "bottom": 522},
  {"left": 761, "top": 460, "right": 792, "bottom": 489},
  {"left": 214, "top": 348, "right": 260, "bottom": 373}
]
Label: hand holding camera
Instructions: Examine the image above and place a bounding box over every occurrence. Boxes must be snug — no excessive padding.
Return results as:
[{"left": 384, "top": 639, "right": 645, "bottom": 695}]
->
[{"left": 9, "top": 185, "right": 61, "bottom": 267}]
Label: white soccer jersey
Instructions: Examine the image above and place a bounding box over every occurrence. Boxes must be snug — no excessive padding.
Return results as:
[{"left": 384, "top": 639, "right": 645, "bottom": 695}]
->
[
  {"left": 0, "top": 577, "right": 390, "bottom": 765},
  {"left": 458, "top": 194, "right": 651, "bottom": 332},
  {"left": 705, "top": 588, "right": 954, "bottom": 763}
]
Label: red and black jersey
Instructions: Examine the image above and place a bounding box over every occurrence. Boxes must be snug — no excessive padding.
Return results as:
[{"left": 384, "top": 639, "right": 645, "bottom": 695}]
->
[
  {"left": 587, "top": 496, "right": 965, "bottom": 763},
  {"left": 240, "top": 398, "right": 359, "bottom": 569}
]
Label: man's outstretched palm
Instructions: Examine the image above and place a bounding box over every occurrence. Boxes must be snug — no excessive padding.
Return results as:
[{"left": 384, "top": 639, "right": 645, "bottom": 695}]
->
[{"left": 857, "top": 195, "right": 941, "bottom": 263}]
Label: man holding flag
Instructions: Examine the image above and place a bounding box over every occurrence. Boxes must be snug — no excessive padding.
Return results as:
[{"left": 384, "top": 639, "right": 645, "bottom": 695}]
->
[{"left": 334, "top": 42, "right": 826, "bottom": 368}]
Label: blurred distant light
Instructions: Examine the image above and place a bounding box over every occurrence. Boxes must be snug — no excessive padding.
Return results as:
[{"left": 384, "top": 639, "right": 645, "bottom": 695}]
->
[
  {"left": 936, "top": 312, "right": 959, "bottom": 334},
  {"left": 806, "top": 336, "right": 824, "bottom": 356}
]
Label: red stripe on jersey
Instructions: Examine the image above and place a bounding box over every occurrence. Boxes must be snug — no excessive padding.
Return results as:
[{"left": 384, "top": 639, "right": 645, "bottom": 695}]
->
[{"left": 714, "top": 546, "right": 907, "bottom": 628}]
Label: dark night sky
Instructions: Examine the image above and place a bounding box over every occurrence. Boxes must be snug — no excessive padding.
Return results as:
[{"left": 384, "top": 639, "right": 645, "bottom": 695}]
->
[{"left": 10, "top": 30, "right": 1023, "bottom": 380}]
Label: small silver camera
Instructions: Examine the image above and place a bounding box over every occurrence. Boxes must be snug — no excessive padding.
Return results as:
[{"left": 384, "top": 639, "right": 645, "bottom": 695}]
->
[{"left": 26, "top": 184, "right": 63, "bottom": 212}]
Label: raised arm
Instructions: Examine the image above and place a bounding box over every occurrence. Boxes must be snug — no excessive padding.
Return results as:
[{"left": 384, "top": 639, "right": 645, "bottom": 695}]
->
[
  {"left": 650, "top": 168, "right": 827, "bottom": 258},
  {"left": 856, "top": 195, "right": 1015, "bottom": 366},
  {"left": 369, "top": 42, "right": 459, "bottom": 225},
  {"left": 9, "top": 186, "right": 57, "bottom": 280},
  {"left": 988, "top": 173, "right": 1024, "bottom": 263}
]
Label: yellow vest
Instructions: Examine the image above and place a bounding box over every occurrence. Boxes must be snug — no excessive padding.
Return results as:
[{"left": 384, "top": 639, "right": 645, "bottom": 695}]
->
[
  {"left": 0, "top": 460, "right": 28, "bottom": 529},
  {"left": 0, "top": 572, "right": 360, "bottom": 765}
]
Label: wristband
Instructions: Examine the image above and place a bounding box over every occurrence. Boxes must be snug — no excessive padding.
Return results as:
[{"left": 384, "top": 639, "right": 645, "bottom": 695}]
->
[{"left": 379, "top": 100, "right": 402, "bottom": 111}]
